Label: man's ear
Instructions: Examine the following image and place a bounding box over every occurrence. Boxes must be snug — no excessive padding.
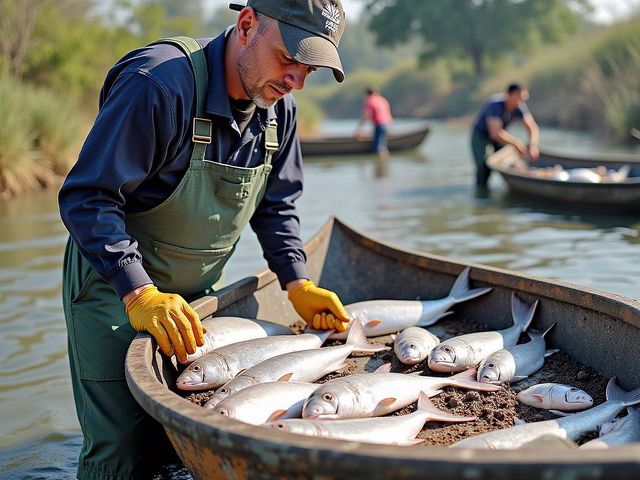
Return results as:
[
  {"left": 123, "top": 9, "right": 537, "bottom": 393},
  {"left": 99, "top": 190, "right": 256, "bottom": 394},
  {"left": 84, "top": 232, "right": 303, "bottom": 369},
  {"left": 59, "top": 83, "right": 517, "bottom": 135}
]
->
[{"left": 236, "top": 8, "right": 257, "bottom": 46}]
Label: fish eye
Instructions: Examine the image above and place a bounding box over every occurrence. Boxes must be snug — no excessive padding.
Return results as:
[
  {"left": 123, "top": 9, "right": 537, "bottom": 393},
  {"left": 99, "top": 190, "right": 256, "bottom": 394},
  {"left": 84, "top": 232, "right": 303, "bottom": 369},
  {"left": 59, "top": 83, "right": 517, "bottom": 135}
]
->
[
  {"left": 488, "top": 363, "right": 494, "bottom": 368},
  {"left": 409, "top": 344, "right": 416, "bottom": 349},
  {"left": 275, "top": 423, "right": 286, "bottom": 429},
  {"left": 443, "top": 347, "right": 452, "bottom": 353},
  {"left": 217, "top": 409, "right": 228, "bottom": 416},
  {"left": 323, "top": 393, "right": 334, "bottom": 402},
  {"left": 192, "top": 364, "right": 202, "bottom": 372},
  {"left": 220, "top": 388, "right": 228, "bottom": 393},
  {"left": 570, "top": 388, "right": 578, "bottom": 391}
]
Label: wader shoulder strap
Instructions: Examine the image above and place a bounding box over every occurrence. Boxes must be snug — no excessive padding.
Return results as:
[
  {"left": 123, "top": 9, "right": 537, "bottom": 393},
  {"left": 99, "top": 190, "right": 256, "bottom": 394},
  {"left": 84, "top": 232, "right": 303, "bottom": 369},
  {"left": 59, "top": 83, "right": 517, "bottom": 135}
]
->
[
  {"left": 263, "top": 119, "right": 278, "bottom": 173},
  {"left": 151, "top": 36, "right": 210, "bottom": 162}
]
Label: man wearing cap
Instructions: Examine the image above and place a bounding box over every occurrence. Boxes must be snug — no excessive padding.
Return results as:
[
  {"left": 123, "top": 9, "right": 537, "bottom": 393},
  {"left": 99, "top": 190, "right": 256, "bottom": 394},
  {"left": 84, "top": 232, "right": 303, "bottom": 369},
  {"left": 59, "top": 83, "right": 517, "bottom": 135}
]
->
[{"left": 58, "top": 1, "right": 348, "bottom": 478}]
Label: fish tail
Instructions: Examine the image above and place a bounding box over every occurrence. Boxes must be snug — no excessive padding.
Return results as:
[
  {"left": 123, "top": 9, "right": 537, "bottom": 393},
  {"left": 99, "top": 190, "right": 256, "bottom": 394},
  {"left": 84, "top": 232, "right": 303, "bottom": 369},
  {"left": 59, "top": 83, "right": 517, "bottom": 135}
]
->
[
  {"left": 417, "top": 310, "right": 453, "bottom": 327},
  {"left": 527, "top": 322, "right": 556, "bottom": 340},
  {"left": 448, "top": 267, "right": 492, "bottom": 303},
  {"left": 511, "top": 293, "right": 538, "bottom": 332},
  {"left": 345, "top": 319, "right": 390, "bottom": 353},
  {"left": 417, "top": 391, "right": 476, "bottom": 423},
  {"left": 449, "top": 368, "right": 501, "bottom": 392},
  {"left": 605, "top": 377, "right": 640, "bottom": 407}
]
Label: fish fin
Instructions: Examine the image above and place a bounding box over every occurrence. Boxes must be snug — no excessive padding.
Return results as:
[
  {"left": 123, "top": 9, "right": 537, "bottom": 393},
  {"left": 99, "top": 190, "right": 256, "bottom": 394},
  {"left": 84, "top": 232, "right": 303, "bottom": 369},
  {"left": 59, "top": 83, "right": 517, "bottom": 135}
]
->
[
  {"left": 511, "top": 293, "right": 538, "bottom": 332},
  {"left": 527, "top": 322, "right": 556, "bottom": 341},
  {"left": 531, "top": 394, "right": 545, "bottom": 403},
  {"left": 235, "top": 368, "right": 247, "bottom": 376},
  {"left": 417, "top": 392, "right": 476, "bottom": 423},
  {"left": 336, "top": 362, "right": 349, "bottom": 371},
  {"left": 605, "top": 377, "right": 640, "bottom": 407},
  {"left": 390, "top": 333, "right": 397, "bottom": 341},
  {"left": 545, "top": 349, "right": 560, "bottom": 358},
  {"left": 448, "top": 267, "right": 492, "bottom": 303},
  {"left": 277, "top": 373, "right": 294, "bottom": 382},
  {"left": 417, "top": 310, "right": 454, "bottom": 327},
  {"left": 510, "top": 375, "right": 528, "bottom": 383},
  {"left": 366, "top": 319, "right": 383, "bottom": 328},
  {"left": 374, "top": 363, "right": 392, "bottom": 374},
  {"left": 266, "top": 410, "right": 288, "bottom": 422},
  {"left": 377, "top": 397, "right": 397, "bottom": 408},
  {"left": 449, "top": 368, "right": 501, "bottom": 392},
  {"left": 549, "top": 410, "right": 573, "bottom": 417},
  {"left": 514, "top": 417, "right": 526, "bottom": 426},
  {"left": 346, "top": 319, "right": 390, "bottom": 353}
]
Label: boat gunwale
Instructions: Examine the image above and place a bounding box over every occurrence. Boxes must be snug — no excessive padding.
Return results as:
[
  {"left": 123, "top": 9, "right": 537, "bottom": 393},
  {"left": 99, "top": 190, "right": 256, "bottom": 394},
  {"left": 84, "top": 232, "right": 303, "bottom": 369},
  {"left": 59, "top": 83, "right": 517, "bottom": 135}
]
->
[{"left": 125, "top": 217, "right": 640, "bottom": 467}]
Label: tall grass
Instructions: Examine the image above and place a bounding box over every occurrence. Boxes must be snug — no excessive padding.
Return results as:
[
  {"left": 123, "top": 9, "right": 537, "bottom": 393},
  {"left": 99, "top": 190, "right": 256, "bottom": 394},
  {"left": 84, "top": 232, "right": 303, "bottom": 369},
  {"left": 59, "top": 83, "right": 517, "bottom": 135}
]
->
[{"left": 0, "top": 77, "right": 85, "bottom": 198}]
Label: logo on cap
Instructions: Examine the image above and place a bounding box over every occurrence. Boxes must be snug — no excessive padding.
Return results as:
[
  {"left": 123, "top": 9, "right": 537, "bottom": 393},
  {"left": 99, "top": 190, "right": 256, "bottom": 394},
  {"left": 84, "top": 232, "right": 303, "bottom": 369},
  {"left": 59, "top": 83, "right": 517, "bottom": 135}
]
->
[{"left": 321, "top": 4, "right": 341, "bottom": 34}]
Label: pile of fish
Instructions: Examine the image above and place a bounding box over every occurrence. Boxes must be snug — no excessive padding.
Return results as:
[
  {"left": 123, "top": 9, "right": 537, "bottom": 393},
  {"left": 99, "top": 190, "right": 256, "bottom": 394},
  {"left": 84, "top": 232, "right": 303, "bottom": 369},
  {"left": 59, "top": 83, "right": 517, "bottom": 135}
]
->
[
  {"left": 174, "top": 267, "right": 640, "bottom": 449},
  {"left": 529, "top": 164, "right": 632, "bottom": 183}
]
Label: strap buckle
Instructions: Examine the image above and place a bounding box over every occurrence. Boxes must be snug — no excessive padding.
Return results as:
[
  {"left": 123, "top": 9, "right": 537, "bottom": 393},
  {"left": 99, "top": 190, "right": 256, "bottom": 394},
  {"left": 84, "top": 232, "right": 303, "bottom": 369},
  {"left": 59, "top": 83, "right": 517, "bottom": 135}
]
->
[
  {"left": 264, "top": 119, "right": 279, "bottom": 153},
  {"left": 192, "top": 117, "right": 212, "bottom": 144}
]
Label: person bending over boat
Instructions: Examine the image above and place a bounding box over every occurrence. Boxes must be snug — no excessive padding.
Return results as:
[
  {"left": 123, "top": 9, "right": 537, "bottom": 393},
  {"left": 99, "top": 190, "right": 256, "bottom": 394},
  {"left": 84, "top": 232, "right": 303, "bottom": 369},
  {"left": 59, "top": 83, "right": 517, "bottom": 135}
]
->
[
  {"left": 58, "top": 1, "right": 349, "bottom": 478},
  {"left": 471, "top": 83, "right": 540, "bottom": 189}
]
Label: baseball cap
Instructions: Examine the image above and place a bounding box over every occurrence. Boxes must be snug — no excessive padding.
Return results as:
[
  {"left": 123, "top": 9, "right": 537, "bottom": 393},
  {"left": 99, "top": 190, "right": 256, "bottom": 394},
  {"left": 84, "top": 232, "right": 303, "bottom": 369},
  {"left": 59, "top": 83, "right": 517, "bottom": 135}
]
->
[{"left": 229, "top": 0, "right": 346, "bottom": 82}]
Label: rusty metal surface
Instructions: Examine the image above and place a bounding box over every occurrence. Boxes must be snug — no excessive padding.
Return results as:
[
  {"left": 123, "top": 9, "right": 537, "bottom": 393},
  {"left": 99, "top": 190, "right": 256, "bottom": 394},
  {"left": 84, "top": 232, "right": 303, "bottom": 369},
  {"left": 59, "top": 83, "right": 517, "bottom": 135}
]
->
[{"left": 125, "top": 218, "right": 640, "bottom": 480}]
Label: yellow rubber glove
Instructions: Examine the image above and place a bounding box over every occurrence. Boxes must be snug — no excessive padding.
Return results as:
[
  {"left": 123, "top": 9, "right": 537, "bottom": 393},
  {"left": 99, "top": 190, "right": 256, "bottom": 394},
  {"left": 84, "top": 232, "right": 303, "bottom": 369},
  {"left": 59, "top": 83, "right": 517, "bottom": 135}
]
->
[
  {"left": 125, "top": 285, "right": 205, "bottom": 362},
  {"left": 288, "top": 280, "right": 351, "bottom": 332}
]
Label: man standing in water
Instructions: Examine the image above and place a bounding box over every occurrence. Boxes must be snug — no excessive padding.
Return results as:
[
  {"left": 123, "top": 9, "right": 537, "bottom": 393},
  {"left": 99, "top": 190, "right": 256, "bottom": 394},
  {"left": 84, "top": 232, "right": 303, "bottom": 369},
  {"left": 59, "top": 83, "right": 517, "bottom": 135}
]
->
[
  {"left": 471, "top": 83, "right": 540, "bottom": 189},
  {"left": 355, "top": 86, "right": 394, "bottom": 162},
  {"left": 58, "top": 1, "right": 349, "bottom": 478}
]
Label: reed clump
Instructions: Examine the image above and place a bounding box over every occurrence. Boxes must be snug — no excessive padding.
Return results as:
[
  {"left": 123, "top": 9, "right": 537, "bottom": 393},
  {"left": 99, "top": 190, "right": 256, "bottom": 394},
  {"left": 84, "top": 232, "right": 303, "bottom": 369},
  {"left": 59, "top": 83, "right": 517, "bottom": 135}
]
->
[{"left": 0, "top": 77, "right": 86, "bottom": 198}]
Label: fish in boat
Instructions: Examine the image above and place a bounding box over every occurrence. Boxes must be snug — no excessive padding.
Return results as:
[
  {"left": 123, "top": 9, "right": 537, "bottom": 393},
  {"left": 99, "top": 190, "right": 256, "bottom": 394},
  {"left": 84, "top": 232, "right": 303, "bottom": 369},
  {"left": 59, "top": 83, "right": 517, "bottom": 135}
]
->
[
  {"left": 477, "top": 324, "right": 559, "bottom": 384},
  {"left": 176, "top": 330, "right": 332, "bottom": 390},
  {"left": 330, "top": 267, "right": 491, "bottom": 340},
  {"left": 428, "top": 293, "right": 537, "bottom": 373},
  {"left": 516, "top": 383, "right": 594, "bottom": 412},
  {"left": 269, "top": 392, "right": 474, "bottom": 446},
  {"left": 302, "top": 366, "right": 499, "bottom": 420}
]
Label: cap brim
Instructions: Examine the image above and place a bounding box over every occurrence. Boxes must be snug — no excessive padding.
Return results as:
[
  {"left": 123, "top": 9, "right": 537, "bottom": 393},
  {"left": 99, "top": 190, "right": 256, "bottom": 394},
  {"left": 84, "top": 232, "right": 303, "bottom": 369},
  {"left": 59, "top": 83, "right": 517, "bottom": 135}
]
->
[
  {"left": 229, "top": 3, "right": 245, "bottom": 12},
  {"left": 278, "top": 22, "right": 344, "bottom": 83}
]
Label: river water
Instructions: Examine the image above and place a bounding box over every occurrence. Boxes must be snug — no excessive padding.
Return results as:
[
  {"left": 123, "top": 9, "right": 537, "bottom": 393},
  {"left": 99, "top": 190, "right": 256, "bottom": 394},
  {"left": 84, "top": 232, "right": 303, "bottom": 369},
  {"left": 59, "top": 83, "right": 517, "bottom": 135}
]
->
[{"left": 0, "top": 121, "right": 638, "bottom": 479}]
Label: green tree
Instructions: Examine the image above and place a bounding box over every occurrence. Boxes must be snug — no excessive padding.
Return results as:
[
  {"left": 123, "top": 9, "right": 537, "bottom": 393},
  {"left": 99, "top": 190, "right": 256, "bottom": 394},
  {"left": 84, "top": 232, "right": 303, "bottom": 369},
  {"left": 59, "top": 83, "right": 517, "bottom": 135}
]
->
[{"left": 365, "top": 0, "right": 591, "bottom": 76}]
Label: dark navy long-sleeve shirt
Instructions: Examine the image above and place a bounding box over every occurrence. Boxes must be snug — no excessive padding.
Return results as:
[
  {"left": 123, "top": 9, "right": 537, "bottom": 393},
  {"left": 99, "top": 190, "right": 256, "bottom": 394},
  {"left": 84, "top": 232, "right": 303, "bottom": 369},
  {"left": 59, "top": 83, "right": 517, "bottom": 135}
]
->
[{"left": 59, "top": 29, "right": 308, "bottom": 298}]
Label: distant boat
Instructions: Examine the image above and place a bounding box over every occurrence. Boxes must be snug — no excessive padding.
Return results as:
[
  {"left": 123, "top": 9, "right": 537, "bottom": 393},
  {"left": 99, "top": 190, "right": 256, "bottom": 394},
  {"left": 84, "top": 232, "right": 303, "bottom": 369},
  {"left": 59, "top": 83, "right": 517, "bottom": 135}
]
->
[
  {"left": 299, "top": 122, "right": 431, "bottom": 157},
  {"left": 487, "top": 146, "right": 640, "bottom": 210}
]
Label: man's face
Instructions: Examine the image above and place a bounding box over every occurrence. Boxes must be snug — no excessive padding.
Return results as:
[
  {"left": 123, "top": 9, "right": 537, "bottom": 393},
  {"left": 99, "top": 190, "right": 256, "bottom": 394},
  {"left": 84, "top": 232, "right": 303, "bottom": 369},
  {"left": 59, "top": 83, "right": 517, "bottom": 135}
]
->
[
  {"left": 237, "top": 16, "right": 316, "bottom": 108},
  {"left": 505, "top": 89, "right": 528, "bottom": 110}
]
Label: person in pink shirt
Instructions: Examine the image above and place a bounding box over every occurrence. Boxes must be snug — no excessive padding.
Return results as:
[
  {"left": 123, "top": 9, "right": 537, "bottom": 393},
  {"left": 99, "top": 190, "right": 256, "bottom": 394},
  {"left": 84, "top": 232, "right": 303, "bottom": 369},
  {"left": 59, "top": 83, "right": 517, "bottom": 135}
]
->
[{"left": 355, "top": 87, "right": 393, "bottom": 160}]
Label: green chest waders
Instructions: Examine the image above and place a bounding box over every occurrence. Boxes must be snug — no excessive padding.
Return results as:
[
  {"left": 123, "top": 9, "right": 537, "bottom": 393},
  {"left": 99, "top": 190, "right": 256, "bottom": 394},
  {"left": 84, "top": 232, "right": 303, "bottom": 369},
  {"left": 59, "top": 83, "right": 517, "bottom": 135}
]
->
[{"left": 62, "top": 36, "right": 278, "bottom": 480}]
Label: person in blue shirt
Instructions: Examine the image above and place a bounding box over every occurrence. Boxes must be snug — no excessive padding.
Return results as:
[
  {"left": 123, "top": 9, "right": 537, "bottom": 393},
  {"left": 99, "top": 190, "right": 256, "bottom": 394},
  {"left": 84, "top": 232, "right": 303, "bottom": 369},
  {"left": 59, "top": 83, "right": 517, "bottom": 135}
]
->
[
  {"left": 471, "top": 83, "right": 540, "bottom": 188},
  {"left": 58, "top": 1, "right": 349, "bottom": 478}
]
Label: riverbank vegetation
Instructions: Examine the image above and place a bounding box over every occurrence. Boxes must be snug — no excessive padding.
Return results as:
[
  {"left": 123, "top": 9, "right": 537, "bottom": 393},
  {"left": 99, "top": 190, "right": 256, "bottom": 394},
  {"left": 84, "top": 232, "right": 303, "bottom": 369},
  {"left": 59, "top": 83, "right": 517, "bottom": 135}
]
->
[{"left": 0, "top": 0, "right": 638, "bottom": 198}]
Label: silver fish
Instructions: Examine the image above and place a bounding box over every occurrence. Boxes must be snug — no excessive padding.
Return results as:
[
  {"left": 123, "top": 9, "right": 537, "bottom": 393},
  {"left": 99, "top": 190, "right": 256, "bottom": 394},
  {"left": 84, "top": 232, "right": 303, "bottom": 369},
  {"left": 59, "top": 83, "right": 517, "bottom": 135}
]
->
[
  {"left": 181, "top": 317, "right": 293, "bottom": 364},
  {"left": 269, "top": 392, "right": 475, "bottom": 446},
  {"left": 393, "top": 327, "right": 440, "bottom": 365},
  {"left": 477, "top": 324, "right": 558, "bottom": 384},
  {"left": 581, "top": 407, "right": 640, "bottom": 449},
  {"left": 330, "top": 267, "right": 491, "bottom": 340},
  {"left": 204, "top": 320, "right": 388, "bottom": 408},
  {"left": 451, "top": 377, "right": 640, "bottom": 449},
  {"left": 302, "top": 367, "right": 499, "bottom": 420},
  {"left": 211, "top": 382, "right": 319, "bottom": 425},
  {"left": 428, "top": 293, "right": 537, "bottom": 373},
  {"left": 516, "top": 383, "right": 594, "bottom": 412},
  {"left": 176, "top": 330, "right": 331, "bottom": 391}
]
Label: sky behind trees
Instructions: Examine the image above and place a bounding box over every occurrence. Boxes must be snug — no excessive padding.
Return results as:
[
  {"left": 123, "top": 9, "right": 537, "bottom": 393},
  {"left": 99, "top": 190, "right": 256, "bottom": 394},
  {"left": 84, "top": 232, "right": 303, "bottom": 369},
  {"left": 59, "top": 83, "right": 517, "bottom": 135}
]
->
[{"left": 203, "top": 0, "right": 639, "bottom": 24}]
